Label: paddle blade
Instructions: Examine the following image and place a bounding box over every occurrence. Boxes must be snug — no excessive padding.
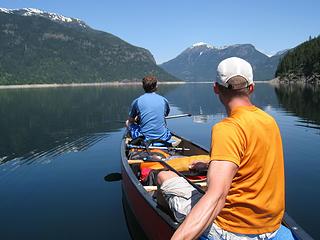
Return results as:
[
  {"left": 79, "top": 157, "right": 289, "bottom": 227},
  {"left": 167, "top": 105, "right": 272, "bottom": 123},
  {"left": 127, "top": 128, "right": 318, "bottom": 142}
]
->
[{"left": 104, "top": 172, "right": 122, "bottom": 182}]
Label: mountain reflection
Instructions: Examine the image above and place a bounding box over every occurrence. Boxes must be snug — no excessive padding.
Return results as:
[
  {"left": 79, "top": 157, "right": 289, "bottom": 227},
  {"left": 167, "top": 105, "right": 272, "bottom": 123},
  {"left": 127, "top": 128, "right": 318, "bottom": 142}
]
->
[
  {"left": 3, "top": 82, "right": 313, "bottom": 166},
  {"left": 275, "top": 83, "right": 320, "bottom": 130},
  {"left": 164, "top": 83, "right": 279, "bottom": 116},
  {"left": 0, "top": 86, "right": 145, "bottom": 164}
]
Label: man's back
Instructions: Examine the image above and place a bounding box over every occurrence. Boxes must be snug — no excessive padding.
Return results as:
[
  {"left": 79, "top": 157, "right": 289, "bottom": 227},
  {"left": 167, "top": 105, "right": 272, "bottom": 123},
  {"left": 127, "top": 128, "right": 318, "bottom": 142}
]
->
[
  {"left": 211, "top": 105, "right": 285, "bottom": 234},
  {"left": 157, "top": 58, "right": 293, "bottom": 240},
  {"left": 130, "top": 92, "right": 171, "bottom": 141}
]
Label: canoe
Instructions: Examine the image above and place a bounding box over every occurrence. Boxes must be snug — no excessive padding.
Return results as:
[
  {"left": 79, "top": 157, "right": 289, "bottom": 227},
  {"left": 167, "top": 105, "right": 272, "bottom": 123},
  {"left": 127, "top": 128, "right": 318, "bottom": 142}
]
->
[{"left": 121, "top": 133, "right": 314, "bottom": 240}]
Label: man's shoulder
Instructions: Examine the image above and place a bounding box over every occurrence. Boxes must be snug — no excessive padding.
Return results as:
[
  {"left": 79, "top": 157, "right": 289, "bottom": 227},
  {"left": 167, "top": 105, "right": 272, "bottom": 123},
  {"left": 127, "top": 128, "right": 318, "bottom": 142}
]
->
[
  {"left": 157, "top": 93, "right": 169, "bottom": 103},
  {"left": 152, "top": 92, "right": 166, "bottom": 99},
  {"left": 131, "top": 97, "right": 139, "bottom": 105},
  {"left": 141, "top": 93, "right": 168, "bottom": 101},
  {"left": 212, "top": 118, "right": 238, "bottom": 132},
  {"left": 216, "top": 116, "right": 238, "bottom": 125},
  {"left": 213, "top": 108, "right": 279, "bottom": 133},
  {"left": 251, "top": 107, "right": 278, "bottom": 126}
]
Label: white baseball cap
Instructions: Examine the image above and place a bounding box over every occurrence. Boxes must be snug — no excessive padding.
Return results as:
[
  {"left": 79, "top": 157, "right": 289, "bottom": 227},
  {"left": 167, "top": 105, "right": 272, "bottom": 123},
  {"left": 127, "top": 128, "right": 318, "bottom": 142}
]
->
[{"left": 216, "top": 57, "right": 254, "bottom": 89}]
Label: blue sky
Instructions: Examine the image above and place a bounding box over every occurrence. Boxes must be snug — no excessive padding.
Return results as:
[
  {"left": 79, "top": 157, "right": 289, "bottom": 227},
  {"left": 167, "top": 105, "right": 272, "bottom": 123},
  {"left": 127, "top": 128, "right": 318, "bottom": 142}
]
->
[{"left": 2, "top": 0, "right": 320, "bottom": 64}]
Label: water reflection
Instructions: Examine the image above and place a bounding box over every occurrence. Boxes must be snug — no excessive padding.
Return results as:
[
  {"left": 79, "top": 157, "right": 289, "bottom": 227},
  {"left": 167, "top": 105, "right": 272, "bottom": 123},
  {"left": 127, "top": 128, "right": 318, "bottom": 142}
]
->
[
  {"left": 275, "top": 83, "right": 320, "bottom": 132},
  {"left": 164, "top": 83, "right": 280, "bottom": 116},
  {"left": 0, "top": 85, "right": 181, "bottom": 165},
  {"left": 0, "top": 87, "right": 139, "bottom": 164},
  {"left": 193, "top": 114, "right": 212, "bottom": 123},
  {"left": 1, "top": 83, "right": 319, "bottom": 239},
  {"left": 2, "top": 83, "right": 318, "bottom": 165}
]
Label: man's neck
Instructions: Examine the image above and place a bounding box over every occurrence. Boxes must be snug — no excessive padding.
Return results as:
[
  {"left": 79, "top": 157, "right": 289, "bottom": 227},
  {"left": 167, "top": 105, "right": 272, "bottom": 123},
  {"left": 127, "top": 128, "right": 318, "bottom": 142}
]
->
[{"left": 225, "top": 97, "right": 253, "bottom": 116}]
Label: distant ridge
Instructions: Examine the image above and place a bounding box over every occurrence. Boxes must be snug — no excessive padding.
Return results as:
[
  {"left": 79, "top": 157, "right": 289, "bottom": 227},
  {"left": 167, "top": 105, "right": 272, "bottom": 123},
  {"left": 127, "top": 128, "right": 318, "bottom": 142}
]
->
[
  {"left": 0, "top": 8, "right": 177, "bottom": 85},
  {"left": 160, "top": 42, "right": 288, "bottom": 81}
]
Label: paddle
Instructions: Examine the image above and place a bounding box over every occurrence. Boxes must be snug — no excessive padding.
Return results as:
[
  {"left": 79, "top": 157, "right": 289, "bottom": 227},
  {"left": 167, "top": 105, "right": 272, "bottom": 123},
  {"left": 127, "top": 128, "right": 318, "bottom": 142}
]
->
[
  {"left": 165, "top": 113, "right": 192, "bottom": 120},
  {"left": 105, "top": 113, "right": 192, "bottom": 124},
  {"left": 127, "top": 144, "right": 190, "bottom": 151}
]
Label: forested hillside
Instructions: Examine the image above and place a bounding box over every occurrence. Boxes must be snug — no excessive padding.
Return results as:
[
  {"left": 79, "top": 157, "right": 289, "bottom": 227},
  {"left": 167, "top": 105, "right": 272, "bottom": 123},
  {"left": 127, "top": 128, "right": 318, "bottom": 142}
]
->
[
  {"left": 0, "top": 8, "right": 177, "bottom": 85},
  {"left": 276, "top": 36, "right": 320, "bottom": 83}
]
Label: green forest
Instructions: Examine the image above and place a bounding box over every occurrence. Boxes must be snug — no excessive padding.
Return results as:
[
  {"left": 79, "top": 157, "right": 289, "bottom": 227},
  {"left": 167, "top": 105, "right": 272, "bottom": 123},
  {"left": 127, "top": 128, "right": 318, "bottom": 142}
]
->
[
  {"left": 276, "top": 36, "right": 320, "bottom": 82},
  {"left": 0, "top": 12, "right": 176, "bottom": 85}
]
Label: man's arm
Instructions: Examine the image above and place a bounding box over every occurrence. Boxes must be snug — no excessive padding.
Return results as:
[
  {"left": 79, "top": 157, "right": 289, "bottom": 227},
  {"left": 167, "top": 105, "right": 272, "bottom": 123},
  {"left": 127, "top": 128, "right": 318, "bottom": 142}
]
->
[
  {"left": 126, "top": 117, "right": 136, "bottom": 127},
  {"left": 126, "top": 99, "right": 139, "bottom": 127},
  {"left": 164, "top": 99, "right": 170, "bottom": 117},
  {"left": 171, "top": 160, "right": 238, "bottom": 240}
]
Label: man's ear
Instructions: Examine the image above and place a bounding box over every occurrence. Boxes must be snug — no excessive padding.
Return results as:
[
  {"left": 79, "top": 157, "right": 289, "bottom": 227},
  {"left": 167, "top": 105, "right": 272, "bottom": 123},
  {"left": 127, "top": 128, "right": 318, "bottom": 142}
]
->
[
  {"left": 248, "top": 84, "right": 254, "bottom": 94},
  {"left": 213, "top": 83, "right": 219, "bottom": 94}
]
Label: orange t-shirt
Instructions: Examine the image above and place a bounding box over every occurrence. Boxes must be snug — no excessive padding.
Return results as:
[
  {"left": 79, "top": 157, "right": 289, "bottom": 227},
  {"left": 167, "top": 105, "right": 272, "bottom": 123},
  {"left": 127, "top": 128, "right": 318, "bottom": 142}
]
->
[{"left": 210, "top": 106, "right": 284, "bottom": 234}]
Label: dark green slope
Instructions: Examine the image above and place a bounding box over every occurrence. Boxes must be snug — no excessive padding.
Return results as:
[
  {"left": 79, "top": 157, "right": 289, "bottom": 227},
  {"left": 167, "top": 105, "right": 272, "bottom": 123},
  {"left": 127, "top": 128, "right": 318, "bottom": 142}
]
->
[
  {"left": 276, "top": 36, "right": 320, "bottom": 82},
  {"left": 0, "top": 12, "right": 177, "bottom": 84}
]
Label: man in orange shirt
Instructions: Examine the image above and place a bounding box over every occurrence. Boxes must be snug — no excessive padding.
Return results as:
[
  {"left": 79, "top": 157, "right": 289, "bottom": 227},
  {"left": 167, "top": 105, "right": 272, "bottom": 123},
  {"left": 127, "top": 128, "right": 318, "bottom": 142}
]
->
[{"left": 157, "top": 57, "right": 295, "bottom": 239}]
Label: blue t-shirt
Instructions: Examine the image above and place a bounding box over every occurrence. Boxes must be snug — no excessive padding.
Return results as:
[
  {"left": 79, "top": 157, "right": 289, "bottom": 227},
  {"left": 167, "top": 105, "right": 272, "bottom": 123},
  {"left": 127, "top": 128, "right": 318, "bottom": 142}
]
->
[{"left": 129, "top": 93, "right": 171, "bottom": 141}]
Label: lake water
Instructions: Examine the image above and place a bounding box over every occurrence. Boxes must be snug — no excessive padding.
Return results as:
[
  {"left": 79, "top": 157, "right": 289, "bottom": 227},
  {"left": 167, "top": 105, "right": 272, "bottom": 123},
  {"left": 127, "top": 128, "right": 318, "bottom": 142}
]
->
[{"left": 0, "top": 83, "right": 319, "bottom": 239}]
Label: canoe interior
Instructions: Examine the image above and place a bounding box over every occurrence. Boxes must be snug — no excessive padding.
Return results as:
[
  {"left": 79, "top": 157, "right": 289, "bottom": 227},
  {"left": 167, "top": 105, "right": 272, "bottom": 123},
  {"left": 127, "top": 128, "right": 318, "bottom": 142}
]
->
[{"left": 121, "top": 133, "right": 314, "bottom": 240}]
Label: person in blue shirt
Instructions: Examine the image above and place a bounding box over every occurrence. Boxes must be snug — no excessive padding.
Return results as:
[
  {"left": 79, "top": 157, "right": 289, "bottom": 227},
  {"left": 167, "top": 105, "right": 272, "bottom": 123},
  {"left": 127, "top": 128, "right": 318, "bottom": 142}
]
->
[{"left": 126, "top": 76, "right": 171, "bottom": 142}]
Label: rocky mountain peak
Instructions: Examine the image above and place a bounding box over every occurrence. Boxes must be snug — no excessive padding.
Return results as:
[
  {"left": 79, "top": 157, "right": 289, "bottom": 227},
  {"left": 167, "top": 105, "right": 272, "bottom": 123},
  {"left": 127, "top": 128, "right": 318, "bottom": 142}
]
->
[{"left": 160, "top": 42, "right": 288, "bottom": 81}]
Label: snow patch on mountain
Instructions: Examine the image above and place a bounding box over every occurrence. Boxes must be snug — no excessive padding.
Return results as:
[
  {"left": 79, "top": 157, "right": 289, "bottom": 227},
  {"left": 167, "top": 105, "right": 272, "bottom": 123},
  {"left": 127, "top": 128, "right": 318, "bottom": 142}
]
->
[
  {"left": 21, "top": 8, "right": 44, "bottom": 15},
  {"left": 190, "top": 42, "right": 245, "bottom": 51},
  {"left": 0, "top": 7, "right": 87, "bottom": 28},
  {"left": 0, "top": 8, "right": 10, "bottom": 13},
  {"left": 216, "top": 45, "right": 229, "bottom": 50},
  {"left": 22, "top": 8, "right": 73, "bottom": 22},
  {"left": 191, "top": 42, "right": 214, "bottom": 49}
]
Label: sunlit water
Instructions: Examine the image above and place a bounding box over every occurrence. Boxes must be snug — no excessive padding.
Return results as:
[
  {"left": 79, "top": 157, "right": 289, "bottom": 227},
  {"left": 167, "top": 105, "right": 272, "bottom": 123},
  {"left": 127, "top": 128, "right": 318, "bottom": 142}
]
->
[{"left": 0, "top": 83, "right": 319, "bottom": 239}]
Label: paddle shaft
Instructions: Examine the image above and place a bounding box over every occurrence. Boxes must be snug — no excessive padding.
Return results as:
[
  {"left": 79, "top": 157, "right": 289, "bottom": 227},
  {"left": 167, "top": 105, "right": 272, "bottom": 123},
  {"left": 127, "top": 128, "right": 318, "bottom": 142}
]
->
[
  {"left": 127, "top": 144, "right": 190, "bottom": 151},
  {"left": 165, "top": 113, "right": 192, "bottom": 120},
  {"left": 111, "top": 113, "right": 192, "bottom": 124}
]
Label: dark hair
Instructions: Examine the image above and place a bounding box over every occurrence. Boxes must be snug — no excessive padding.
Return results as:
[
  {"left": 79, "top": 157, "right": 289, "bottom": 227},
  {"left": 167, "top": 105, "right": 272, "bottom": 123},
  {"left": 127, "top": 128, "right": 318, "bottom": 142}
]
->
[
  {"left": 218, "top": 76, "right": 251, "bottom": 98},
  {"left": 142, "top": 76, "right": 157, "bottom": 93}
]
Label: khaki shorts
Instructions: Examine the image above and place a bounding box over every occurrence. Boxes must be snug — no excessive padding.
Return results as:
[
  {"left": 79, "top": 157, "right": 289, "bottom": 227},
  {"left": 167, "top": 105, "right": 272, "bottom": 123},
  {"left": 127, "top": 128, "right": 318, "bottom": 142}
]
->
[
  {"left": 160, "top": 176, "right": 202, "bottom": 223},
  {"left": 160, "top": 176, "right": 279, "bottom": 240}
]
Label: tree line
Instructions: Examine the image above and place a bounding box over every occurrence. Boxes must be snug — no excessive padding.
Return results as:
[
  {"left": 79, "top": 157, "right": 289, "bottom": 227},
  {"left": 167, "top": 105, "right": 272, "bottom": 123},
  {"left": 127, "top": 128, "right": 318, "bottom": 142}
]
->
[{"left": 276, "top": 35, "right": 320, "bottom": 83}]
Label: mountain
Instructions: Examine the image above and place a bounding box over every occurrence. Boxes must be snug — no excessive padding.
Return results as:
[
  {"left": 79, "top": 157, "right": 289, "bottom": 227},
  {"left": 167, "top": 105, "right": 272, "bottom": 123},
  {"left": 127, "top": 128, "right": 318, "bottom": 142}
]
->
[
  {"left": 160, "top": 42, "right": 287, "bottom": 81},
  {"left": 276, "top": 36, "right": 320, "bottom": 83},
  {"left": 0, "top": 8, "right": 88, "bottom": 28},
  {"left": 0, "top": 8, "right": 177, "bottom": 85}
]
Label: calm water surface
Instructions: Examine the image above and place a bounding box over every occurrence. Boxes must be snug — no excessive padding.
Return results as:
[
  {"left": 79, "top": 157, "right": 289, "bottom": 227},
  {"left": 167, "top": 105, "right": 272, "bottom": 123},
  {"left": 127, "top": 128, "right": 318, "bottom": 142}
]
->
[{"left": 0, "top": 83, "right": 319, "bottom": 239}]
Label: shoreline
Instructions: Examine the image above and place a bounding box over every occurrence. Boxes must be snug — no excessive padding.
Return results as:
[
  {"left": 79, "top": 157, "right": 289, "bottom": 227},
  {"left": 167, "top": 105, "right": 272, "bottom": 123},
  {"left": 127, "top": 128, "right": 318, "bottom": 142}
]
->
[
  {"left": 0, "top": 80, "right": 275, "bottom": 90},
  {"left": 0, "top": 81, "right": 187, "bottom": 89}
]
